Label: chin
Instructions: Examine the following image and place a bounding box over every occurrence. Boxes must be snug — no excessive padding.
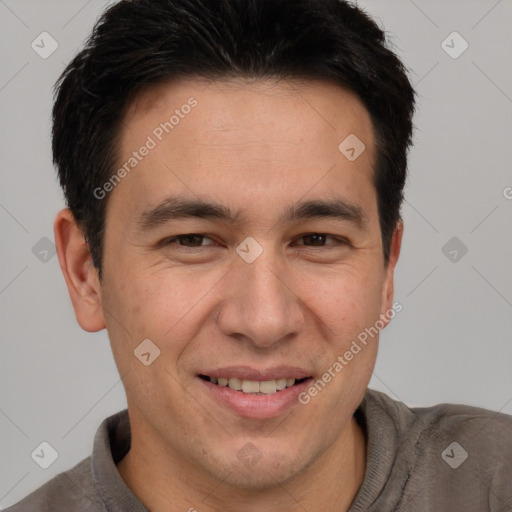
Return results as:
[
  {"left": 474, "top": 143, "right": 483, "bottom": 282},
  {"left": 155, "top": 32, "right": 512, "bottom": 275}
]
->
[
  {"left": 217, "top": 467, "right": 296, "bottom": 491},
  {"left": 204, "top": 446, "right": 307, "bottom": 491}
]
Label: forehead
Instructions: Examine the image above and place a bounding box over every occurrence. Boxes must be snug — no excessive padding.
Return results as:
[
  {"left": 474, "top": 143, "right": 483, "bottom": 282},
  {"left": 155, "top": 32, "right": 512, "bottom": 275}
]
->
[
  {"left": 125, "top": 77, "right": 374, "bottom": 148},
  {"left": 111, "top": 77, "right": 377, "bottom": 227}
]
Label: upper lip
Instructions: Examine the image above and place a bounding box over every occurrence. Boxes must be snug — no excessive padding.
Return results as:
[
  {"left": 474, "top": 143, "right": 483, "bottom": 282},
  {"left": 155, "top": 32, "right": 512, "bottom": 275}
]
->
[{"left": 199, "top": 365, "right": 311, "bottom": 381}]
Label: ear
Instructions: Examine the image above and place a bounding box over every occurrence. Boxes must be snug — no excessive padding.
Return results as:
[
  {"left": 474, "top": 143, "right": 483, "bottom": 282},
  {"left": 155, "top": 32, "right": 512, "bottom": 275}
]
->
[
  {"left": 54, "top": 208, "right": 106, "bottom": 332},
  {"left": 379, "top": 219, "right": 403, "bottom": 324}
]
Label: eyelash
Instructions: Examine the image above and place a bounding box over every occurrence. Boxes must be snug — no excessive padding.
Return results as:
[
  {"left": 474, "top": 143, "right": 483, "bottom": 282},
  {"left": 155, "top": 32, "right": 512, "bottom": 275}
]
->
[{"left": 161, "top": 233, "right": 349, "bottom": 249}]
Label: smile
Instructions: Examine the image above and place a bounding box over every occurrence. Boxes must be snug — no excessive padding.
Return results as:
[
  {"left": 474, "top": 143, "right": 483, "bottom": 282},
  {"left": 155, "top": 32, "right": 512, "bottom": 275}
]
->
[
  {"left": 199, "top": 375, "right": 309, "bottom": 395},
  {"left": 197, "top": 368, "right": 313, "bottom": 419}
]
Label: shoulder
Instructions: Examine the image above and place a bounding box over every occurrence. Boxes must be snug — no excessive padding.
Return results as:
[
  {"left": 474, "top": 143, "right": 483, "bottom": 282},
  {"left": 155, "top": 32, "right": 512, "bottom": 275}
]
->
[
  {"left": 364, "top": 387, "right": 512, "bottom": 443},
  {"left": 364, "top": 388, "right": 512, "bottom": 509},
  {"left": 406, "top": 394, "right": 512, "bottom": 464},
  {"left": 412, "top": 396, "right": 512, "bottom": 496},
  {"left": 4, "top": 457, "right": 106, "bottom": 512}
]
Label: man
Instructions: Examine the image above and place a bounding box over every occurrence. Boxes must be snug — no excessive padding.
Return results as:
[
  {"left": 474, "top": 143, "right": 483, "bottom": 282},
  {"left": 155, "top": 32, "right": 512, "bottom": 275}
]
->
[{"left": 6, "top": 0, "right": 512, "bottom": 511}]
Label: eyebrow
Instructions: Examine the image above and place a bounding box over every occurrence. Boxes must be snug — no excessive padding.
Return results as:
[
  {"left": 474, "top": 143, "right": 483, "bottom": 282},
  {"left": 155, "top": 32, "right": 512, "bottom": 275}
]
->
[{"left": 137, "top": 195, "right": 368, "bottom": 232}]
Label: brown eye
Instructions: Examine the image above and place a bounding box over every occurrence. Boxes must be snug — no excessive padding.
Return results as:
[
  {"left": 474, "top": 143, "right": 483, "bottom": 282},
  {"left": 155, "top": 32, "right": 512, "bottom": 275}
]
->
[
  {"left": 296, "top": 233, "right": 344, "bottom": 247},
  {"left": 176, "top": 234, "right": 205, "bottom": 246},
  {"left": 302, "top": 234, "right": 327, "bottom": 246},
  {"left": 163, "top": 234, "right": 216, "bottom": 248}
]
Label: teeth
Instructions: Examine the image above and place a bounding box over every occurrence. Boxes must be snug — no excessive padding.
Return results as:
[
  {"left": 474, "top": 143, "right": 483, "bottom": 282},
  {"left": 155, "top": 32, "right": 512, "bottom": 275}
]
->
[
  {"left": 208, "top": 376, "right": 300, "bottom": 394},
  {"left": 228, "top": 377, "right": 242, "bottom": 391},
  {"left": 241, "top": 380, "right": 260, "bottom": 393},
  {"left": 276, "top": 378, "right": 287, "bottom": 391},
  {"left": 259, "top": 380, "right": 277, "bottom": 394}
]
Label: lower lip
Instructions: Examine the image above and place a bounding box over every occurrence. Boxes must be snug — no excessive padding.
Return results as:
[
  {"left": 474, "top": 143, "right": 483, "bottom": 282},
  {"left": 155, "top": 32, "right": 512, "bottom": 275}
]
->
[{"left": 199, "top": 377, "right": 312, "bottom": 419}]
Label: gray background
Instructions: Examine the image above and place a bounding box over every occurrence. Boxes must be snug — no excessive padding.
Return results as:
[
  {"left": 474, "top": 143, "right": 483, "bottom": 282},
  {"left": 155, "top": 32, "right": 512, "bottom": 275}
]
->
[{"left": 1, "top": 0, "right": 511, "bottom": 507}]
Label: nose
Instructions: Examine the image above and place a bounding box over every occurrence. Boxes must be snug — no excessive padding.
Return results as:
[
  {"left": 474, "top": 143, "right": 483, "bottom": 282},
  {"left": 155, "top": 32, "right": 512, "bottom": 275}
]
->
[{"left": 216, "top": 249, "right": 305, "bottom": 349}]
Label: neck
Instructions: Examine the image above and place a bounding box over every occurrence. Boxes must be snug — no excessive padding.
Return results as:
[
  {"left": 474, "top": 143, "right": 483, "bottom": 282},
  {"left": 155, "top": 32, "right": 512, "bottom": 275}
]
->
[{"left": 117, "top": 411, "right": 366, "bottom": 512}]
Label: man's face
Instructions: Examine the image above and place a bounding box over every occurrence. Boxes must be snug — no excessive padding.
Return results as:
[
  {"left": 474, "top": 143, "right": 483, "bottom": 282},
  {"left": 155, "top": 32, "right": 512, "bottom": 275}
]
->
[{"left": 98, "top": 78, "right": 398, "bottom": 488}]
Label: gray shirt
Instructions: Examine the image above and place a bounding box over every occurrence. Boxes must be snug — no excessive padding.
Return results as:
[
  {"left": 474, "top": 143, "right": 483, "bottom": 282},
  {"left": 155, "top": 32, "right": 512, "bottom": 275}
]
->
[{"left": 5, "top": 388, "right": 512, "bottom": 511}]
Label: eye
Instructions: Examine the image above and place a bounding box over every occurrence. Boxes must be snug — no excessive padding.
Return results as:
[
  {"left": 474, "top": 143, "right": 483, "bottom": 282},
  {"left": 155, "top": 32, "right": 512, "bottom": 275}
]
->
[
  {"left": 294, "top": 233, "right": 347, "bottom": 247},
  {"left": 162, "top": 234, "right": 217, "bottom": 248}
]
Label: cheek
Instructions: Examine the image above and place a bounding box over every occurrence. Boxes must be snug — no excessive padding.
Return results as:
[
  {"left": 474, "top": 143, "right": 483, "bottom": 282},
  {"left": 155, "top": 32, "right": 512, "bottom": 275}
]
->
[
  {"left": 309, "top": 266, "right": 384, "bottom": 344},
  {"left": 107, "top": 268, "right": 212, "bottom": 357}
]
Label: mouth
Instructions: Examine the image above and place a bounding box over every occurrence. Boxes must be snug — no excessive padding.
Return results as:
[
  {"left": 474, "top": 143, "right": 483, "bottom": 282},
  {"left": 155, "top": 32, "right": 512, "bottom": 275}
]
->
[
  {"left": 199, "top": 374, "right": 310, "bottom": 395},
  {"left": 197, "top": 366, "right": 313, "bottom": 418}
]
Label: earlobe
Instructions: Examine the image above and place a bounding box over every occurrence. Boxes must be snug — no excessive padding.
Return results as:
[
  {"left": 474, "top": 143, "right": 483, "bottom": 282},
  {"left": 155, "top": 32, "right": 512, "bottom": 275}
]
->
[
  {"left": 380, "top": 220, "right": 404, "bottom": 323},
  {"left": 54, "top": 208, "right": 106, "bottom": 332}
]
